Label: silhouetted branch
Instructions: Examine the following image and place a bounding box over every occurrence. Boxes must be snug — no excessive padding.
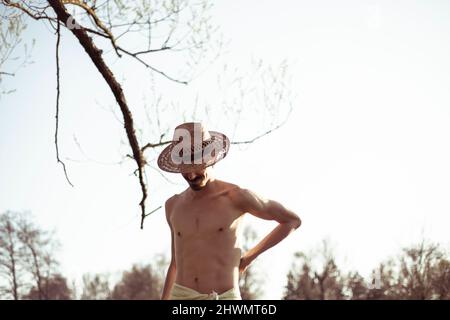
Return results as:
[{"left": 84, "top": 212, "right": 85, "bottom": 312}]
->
[
  {"left": 54, "top": 19, "right": 73, "bottom": 187},
  {"left": 117, "top": 46, "right": 188, "bottom": 85},
  {"left": 231, "top": 108, "right": 291, "bottom": 145},
  {"left": 1, "top": 0, "right": 55, "bottom": 21},
  {"left": 141, "top": 140, "right": 172, "bottom": 152},
  {"left": 0, "top": 71, "right": 15, "bottom": 76},
  {"left": 143, "top": 205, "right": 162, "bottom": 219},
  {"left": 62, "top": 0, "right": 121, "bottom": 57},
  {"left": 133, "top": 46, "right": 172, "bottom": 55},
  {"left": 47, "top": 0, "right": 148, "bottom": 228}
]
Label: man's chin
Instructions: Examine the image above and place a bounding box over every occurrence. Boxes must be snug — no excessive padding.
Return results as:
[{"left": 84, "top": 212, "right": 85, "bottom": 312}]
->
[{"left": 189, "top": 183, "right": 205, "bottom": 191}]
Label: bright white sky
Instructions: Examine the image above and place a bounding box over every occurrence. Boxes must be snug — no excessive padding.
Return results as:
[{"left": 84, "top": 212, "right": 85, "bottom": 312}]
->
[{"left": 1, "top": 0, "right": 450, "bottom": 299}]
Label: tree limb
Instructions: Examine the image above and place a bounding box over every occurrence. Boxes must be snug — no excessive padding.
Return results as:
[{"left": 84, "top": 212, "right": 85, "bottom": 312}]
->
[
  {"left": 54, "top": 19, "right": 74, "bottom": 187},
  {"left": 133, "top": 46, "right": 172, "bottom": 56},
  {"left": 0, "top": 71, "right": 15, "bottom": 76},
  {"left": 117, "top": 46, "right": 188, "bottom": 85},
  {"left": 231, "top": 113, "right": 291, "bottom": 145},
  {"left": 2, "top": 0, "right": 55, "bottom": 21},
  {"left": 62, "top": 0, "right": 121, "bottom": 57},
  {"left": 143, "top": 205, "right": 162, "bottom": 219},
  {"left": 141, "top": 140, "right": 172, "bottom": 153},
  {"left": 47, "top": 0, "right": 149, "bottom": 229}
]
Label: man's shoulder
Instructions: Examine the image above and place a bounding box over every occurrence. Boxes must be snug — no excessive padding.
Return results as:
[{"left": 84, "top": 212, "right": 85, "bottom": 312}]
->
[
  {"left": 215, "top": 179, "right": 241, "bottom": 194},
  {"left": 220, "top": 182, "right": 264, "bottom": 211},
  {"left": 165, "top": 194, "right": 181, "bottom": 215},
  {"left": 215, "top": 180, "right": 251, "bottom": 203}
]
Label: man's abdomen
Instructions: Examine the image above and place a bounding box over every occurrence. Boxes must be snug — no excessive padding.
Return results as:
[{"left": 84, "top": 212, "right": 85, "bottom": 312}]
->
[{"left": 175, "top": 236, "right": 241, "bottom": 294}]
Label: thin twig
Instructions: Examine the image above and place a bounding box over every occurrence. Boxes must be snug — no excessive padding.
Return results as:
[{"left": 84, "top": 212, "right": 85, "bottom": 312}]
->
[
  {"left": 141, "top": 140, "right": 172, "bottom": 152},
  {"left": 2, "top": 0, "right": 55, "bottom": 21},
  {"left": 142, "top": 205, "right": 162, "bottom": 221},
  {"left": 62, "top": 0, "right": 121, "bottom": 57},
  {"left": 55, "top": 20, "right": 74, "bottom": 187},
  {"left": 147, "top": 162, "right": 179, "bottom": 186},
  {"left": 83, "top": 27, "right": 109, "bottom": 38},
  {"left": 133, "top": 46, "right": 172, "bottom": 55},
  {"left": 0, "top": 71, "right": 15, "bottom": 76},
  {"left": 231, "top": 124, "right": 282, "bottom": 145},
  {"left": 117, "top": 46, "right": 187, "bottom": 85},
  {"left": 231, "top": 107, "right": 292, "bottom": 145}
]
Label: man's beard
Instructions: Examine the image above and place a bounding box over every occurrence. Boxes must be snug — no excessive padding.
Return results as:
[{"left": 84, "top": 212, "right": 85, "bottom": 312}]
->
[{"left": 188, "top": 176, "right": 206, "bottom": 190}]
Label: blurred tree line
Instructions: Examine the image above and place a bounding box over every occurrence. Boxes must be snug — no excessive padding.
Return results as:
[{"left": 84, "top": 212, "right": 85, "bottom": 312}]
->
[
  {"left": 0, "top": 211, "right": 70, "bottom": 299},
  {"left": 0, "top": 211, "right": 265, "bottom": 299},
  {"left": 283, "top": 239, "right": 450, "bottom": 300},
  {"left": 1, "top": 211, "right": 448, "bottom": 300}
]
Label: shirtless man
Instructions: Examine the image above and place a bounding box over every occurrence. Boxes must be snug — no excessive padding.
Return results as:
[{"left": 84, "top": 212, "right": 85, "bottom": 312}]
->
[{"left": 157, "top": 123, "right": 301, "bottom": 300}]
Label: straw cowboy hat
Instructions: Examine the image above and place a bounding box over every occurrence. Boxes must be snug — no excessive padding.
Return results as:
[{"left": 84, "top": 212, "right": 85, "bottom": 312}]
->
[{"left": 157, "top": 122, "right": 230, "bottom": 173}]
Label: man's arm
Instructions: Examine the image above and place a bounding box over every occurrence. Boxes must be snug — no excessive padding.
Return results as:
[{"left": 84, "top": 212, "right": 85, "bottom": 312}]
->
[
  {"left": 161, "top": 198, "right": 177, "bottom": 300},
  {"left": 233, "top": 188, "right": 301, "bottom": 273}
]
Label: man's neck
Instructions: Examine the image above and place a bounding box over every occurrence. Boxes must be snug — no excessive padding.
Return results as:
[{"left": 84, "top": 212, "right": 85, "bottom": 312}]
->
[{"left": 188, "top": 176, "right": 216, "bottom": 198}]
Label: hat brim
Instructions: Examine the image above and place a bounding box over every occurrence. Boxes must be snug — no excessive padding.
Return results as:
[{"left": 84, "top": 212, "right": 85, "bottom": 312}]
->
[{"left": 157, "top": 131, "right": 230, "bottom": 173}]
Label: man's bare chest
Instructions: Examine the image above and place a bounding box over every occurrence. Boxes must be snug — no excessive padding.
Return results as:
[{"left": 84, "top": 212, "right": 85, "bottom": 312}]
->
[{"left": 170, "top": 197, "right": 241, "bottom": 238}]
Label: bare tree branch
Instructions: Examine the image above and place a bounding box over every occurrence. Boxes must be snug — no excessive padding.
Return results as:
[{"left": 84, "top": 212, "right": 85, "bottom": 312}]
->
[
  {"left": 146, "top": 162, "right": 179, "bottom": 185},
  {"left": 143, "top": 205, "right": 162, "bottom": 219},
  {"left": 62, "top": 0, "right": 121, "bottom": 57},
  {"left": 47, "top": 0, "right": 149, "bottom": 228},
  {"left": 1, "top": 0, "right": 55, "bottom": 21},
  {"left": 141, "top": 140, "right": 172, "bottom": 153},
  {"left": 0, "top": 71, "right": 15, "bottom": 76},
  {"left": 117, "top": 46, "right": 188, "bottom": 85},
  {"left": 231, "top": 123, "right": 283, "bottom": 145},
  {"left": 231, "top": 107, "right": 292, "bottom": 145},
  {"left": 82, "top": 26, "right": 109, "bottom": 38},
  {"left": 133, "top": 46, "right": 172, "bottom": 55},
  {"left": 54, "top": 19, "right": 73, "bottom": 187}
]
